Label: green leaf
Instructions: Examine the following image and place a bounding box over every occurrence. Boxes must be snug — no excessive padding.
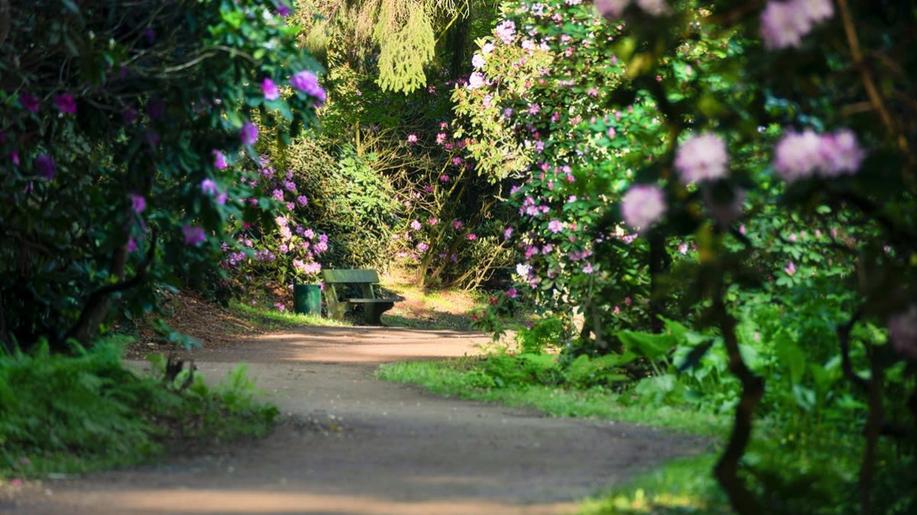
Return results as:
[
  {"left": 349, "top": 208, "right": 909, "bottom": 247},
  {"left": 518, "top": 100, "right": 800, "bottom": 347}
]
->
[{"left": 617, "top": 330, "right": 676, "bottom": 361}]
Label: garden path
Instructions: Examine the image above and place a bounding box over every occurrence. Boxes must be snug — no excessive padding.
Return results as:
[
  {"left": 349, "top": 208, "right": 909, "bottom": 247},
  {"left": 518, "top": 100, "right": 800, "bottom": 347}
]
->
[{"left": 12, "top": 326, "right": 703, "bottom": 514}]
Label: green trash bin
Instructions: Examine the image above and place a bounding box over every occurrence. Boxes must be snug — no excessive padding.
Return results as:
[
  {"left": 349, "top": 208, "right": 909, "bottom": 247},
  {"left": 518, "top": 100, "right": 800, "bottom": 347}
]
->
[{"left": 293, "top": 283, "right": 322, "bottom": 315}]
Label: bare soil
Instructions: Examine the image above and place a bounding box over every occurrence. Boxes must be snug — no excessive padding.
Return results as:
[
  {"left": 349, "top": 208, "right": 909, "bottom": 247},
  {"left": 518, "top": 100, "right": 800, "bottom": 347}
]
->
[{"left": 7, "top": 326, "right": 706, "bottom": 514}]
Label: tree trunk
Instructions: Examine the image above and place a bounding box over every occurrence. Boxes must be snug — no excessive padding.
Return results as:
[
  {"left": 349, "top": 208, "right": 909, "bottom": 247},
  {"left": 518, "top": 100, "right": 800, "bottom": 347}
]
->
[
  {"left": 713, "top": 290, "right": 764, "bottom": 515},
  {"left": 648, "top": 233, "right": 668, "bottom": 333},
  {"left": 859, "top": 350, "right": 884, "bottom": 515}
]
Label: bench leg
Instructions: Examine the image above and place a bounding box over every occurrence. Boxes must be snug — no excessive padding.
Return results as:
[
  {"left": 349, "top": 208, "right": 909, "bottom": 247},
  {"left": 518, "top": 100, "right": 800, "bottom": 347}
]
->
[{"left": 363, "top": 302, "right": 394, "bottom": 326}]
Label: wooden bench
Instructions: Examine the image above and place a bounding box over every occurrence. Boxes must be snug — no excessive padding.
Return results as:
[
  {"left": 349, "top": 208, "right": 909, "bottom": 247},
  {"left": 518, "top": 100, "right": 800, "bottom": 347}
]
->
[{"left": 322, "top": 269, "right": 399, "bottom": 325}]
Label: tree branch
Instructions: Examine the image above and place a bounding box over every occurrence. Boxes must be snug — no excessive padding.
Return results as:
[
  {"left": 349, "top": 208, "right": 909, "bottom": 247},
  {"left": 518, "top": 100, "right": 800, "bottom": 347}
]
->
[
  {"left": 63, "top": 231, "right": 157, "bottom": 344},
  {"left": 836, "top": 0, "right": 907, "bottom": 154}
]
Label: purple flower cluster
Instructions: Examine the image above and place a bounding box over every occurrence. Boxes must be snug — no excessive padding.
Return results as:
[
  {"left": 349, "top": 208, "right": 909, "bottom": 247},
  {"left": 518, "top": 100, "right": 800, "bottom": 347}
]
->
[
  {"left": 182, "top": 225, "right": 207, "bottom": 246},
  {"left": 213, "top": 150, "right": 228, "bottom": 170},
  {"left": 290, "top": 71, "right": 327, "bottom": 106},
  {"left": 621, "top": 184, "right": 666, "bottom": 232},
  {"left": 54, "top": 94, "right": 77, "bottom": 115},
  {"left": 495, "top": 20, "right": 516, "bottom": 44},
  {"left": 129, "top": 194, "right": 147, "bottom": 214},
  {"left": 262, "top": 78, "right": 280, "bottom": 101},
  {"left": 674, "top": 133, "right": 728, "bottom": 184},
  {"left": 34, "top": 154, "right": 56, "bottom": 179},
  {"left": 760, "top": 0, "right": 833, "bottom": 50},
  {"left": 773, "top": 128, "right": 864, "bottom": 182},
  {"left": 241, "top": 121, "right": 259, "bottom": 145}
]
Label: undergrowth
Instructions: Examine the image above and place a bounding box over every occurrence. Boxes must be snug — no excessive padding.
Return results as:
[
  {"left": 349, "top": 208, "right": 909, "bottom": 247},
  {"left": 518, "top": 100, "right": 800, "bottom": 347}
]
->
[
  {"left": 0, "top": 336, "right": 277, "bottom": 479},
  {"left": 377, "top": 356, "right": 726, "bottom": 435}
]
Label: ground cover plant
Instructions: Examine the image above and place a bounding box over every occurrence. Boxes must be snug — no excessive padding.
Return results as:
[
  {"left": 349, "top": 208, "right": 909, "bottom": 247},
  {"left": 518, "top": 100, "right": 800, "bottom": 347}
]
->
[{"left": 0, "top": 336, "right": 276, "bottom": 480}]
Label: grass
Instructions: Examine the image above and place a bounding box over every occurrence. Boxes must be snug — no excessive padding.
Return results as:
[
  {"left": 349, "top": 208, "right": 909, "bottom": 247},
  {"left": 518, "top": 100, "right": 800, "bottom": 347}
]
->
[
  {"left": 0, "top": 336, "right": 278, "bottom": 480},
  {"left": 376, "top": 358, "right": 727, "bottom": 436},
  {"left": 229, "top": 300, "right": 350, "bottom": 329},
  {"left": 579, "top": 454, "right": 730, "bottom": 514}
]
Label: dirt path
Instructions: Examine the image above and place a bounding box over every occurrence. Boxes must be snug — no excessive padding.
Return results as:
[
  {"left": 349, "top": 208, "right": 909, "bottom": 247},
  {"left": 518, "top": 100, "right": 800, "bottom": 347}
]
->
[{"left": 10, "top": 327, "right": 705, "bottom": 514}]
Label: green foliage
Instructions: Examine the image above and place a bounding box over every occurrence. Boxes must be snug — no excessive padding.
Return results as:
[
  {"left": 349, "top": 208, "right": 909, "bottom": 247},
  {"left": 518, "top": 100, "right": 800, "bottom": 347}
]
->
[
  {"left": 377, "top": 357, "right": 726, "bottom": 435},
  {"left": 0, "top": 0, "right": 322, "bottom": 347},
  {"left": 0, "top": 336, "right": 277, "bottom": 478},
  {"left": 515, "top": 315, "right": 567, "bottom": 353},
  {"left": 374, "top": 4, "right": 436, "bottom": 93}
]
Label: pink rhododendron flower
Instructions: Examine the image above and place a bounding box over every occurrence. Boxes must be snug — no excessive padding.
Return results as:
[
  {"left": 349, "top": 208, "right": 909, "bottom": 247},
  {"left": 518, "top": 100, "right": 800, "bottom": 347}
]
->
[
  {"left": 452, "top": 219, "right": 464, "bottom": 230},
  {"left": 427, "top": 217, "right": 439, "bottom": 226},
  {"left": 297, "top": 195, "right": 309, "bottom": 207},
  {"left": 407, "top": 134, "right": 418, "bottom": 144},
  {"left": 126, "top": 238, "right": 138, "bottom": 253},
  {"left": 675, "top": 132, "right": 728, "bottom": 184},
  {"left": 621, "top": 184, "right": 666, "bottom": 232},
  {"left": 54, "top": 93, "right": 77, "bottom": 114},
  {"left": 409, "top": 220, "right": 422, "bottom": 231},
  {"left": 472, "top": 53, "right": 485, "bottom": 69},
  {"left": 276, "top": 3, "right": 291, "bottom": 16},
  {"left": 548, "top": 219, "right": 564, "bottom": 233},
  {"left": 495, "top": 20, "right": 516, "bottom": 43},
  {"left": 262, "top": 78, "right": 280, "bottom": 101},
  {"left": 129, "top": 194, "right": 146, "bottom": 214},
  {"left": 240, "top": 121, "right": 259, "bottom": 145},
  {"left": 595, "top": 0, "right": 630, "bottom": 18},
  {"left": 582, "top": 263, "right": 594, "bottom": 274},
  {"left": 774, "top": 129, "right": 864, "bottom": 181},
  {"left": 888, "top": 305, "right": 917, "bottom": 361},
  {"left": 761, "top": 2, "right": 809, "bottom": 49},
  {"left": 416, "top": 242, "right": 429, "bottom": 252},
  {"left": 506, "top": 287, "right": 518, "bottom": 299},
  {"left": 817, "top": 129, "right": 864, "bottom": 176},
  {"left": 467, "top": 72, "right": 486, "bottom": 89},
  {"left": 637, "top": 0, "right": 670, "bottom": 16},
  {"left": 503, "top": 227, "right": 513, "bottom": 239},
  {"left": 182, "top": 225, "right": 206, "bottom": 246},
  {"left": 760, "top": 0, "right": 832, "bottom": 50},
  {"left": 466, "top": 233, "right": 478, "bottom": 241},
  {"left": 784, "top": 261, "right": 797, "bottom": 276}
]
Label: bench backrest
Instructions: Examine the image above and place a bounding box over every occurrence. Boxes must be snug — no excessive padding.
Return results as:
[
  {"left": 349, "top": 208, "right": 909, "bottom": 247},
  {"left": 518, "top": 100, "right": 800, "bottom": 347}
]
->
[
  {"left": 322, "top": 269, "right": 380, "bottom": 284},
  {"left": 322, "top": 269, "right": 382, "bottom": 319}
]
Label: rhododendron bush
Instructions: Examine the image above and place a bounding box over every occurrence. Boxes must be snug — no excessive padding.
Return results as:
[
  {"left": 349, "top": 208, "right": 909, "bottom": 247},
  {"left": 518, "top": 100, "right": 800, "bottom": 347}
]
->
[
  {"left": 458, "top": 0, "right": 915, "bottom": 512},
  {"left": 0, "top": 0, "right": 322, "bottom": 347}
]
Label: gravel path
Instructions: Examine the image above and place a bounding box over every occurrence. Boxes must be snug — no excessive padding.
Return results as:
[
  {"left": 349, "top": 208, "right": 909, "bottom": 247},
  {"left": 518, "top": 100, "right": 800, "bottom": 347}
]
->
[{"left": 8, "top": 326, "right": 704, "bottom": 514}]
